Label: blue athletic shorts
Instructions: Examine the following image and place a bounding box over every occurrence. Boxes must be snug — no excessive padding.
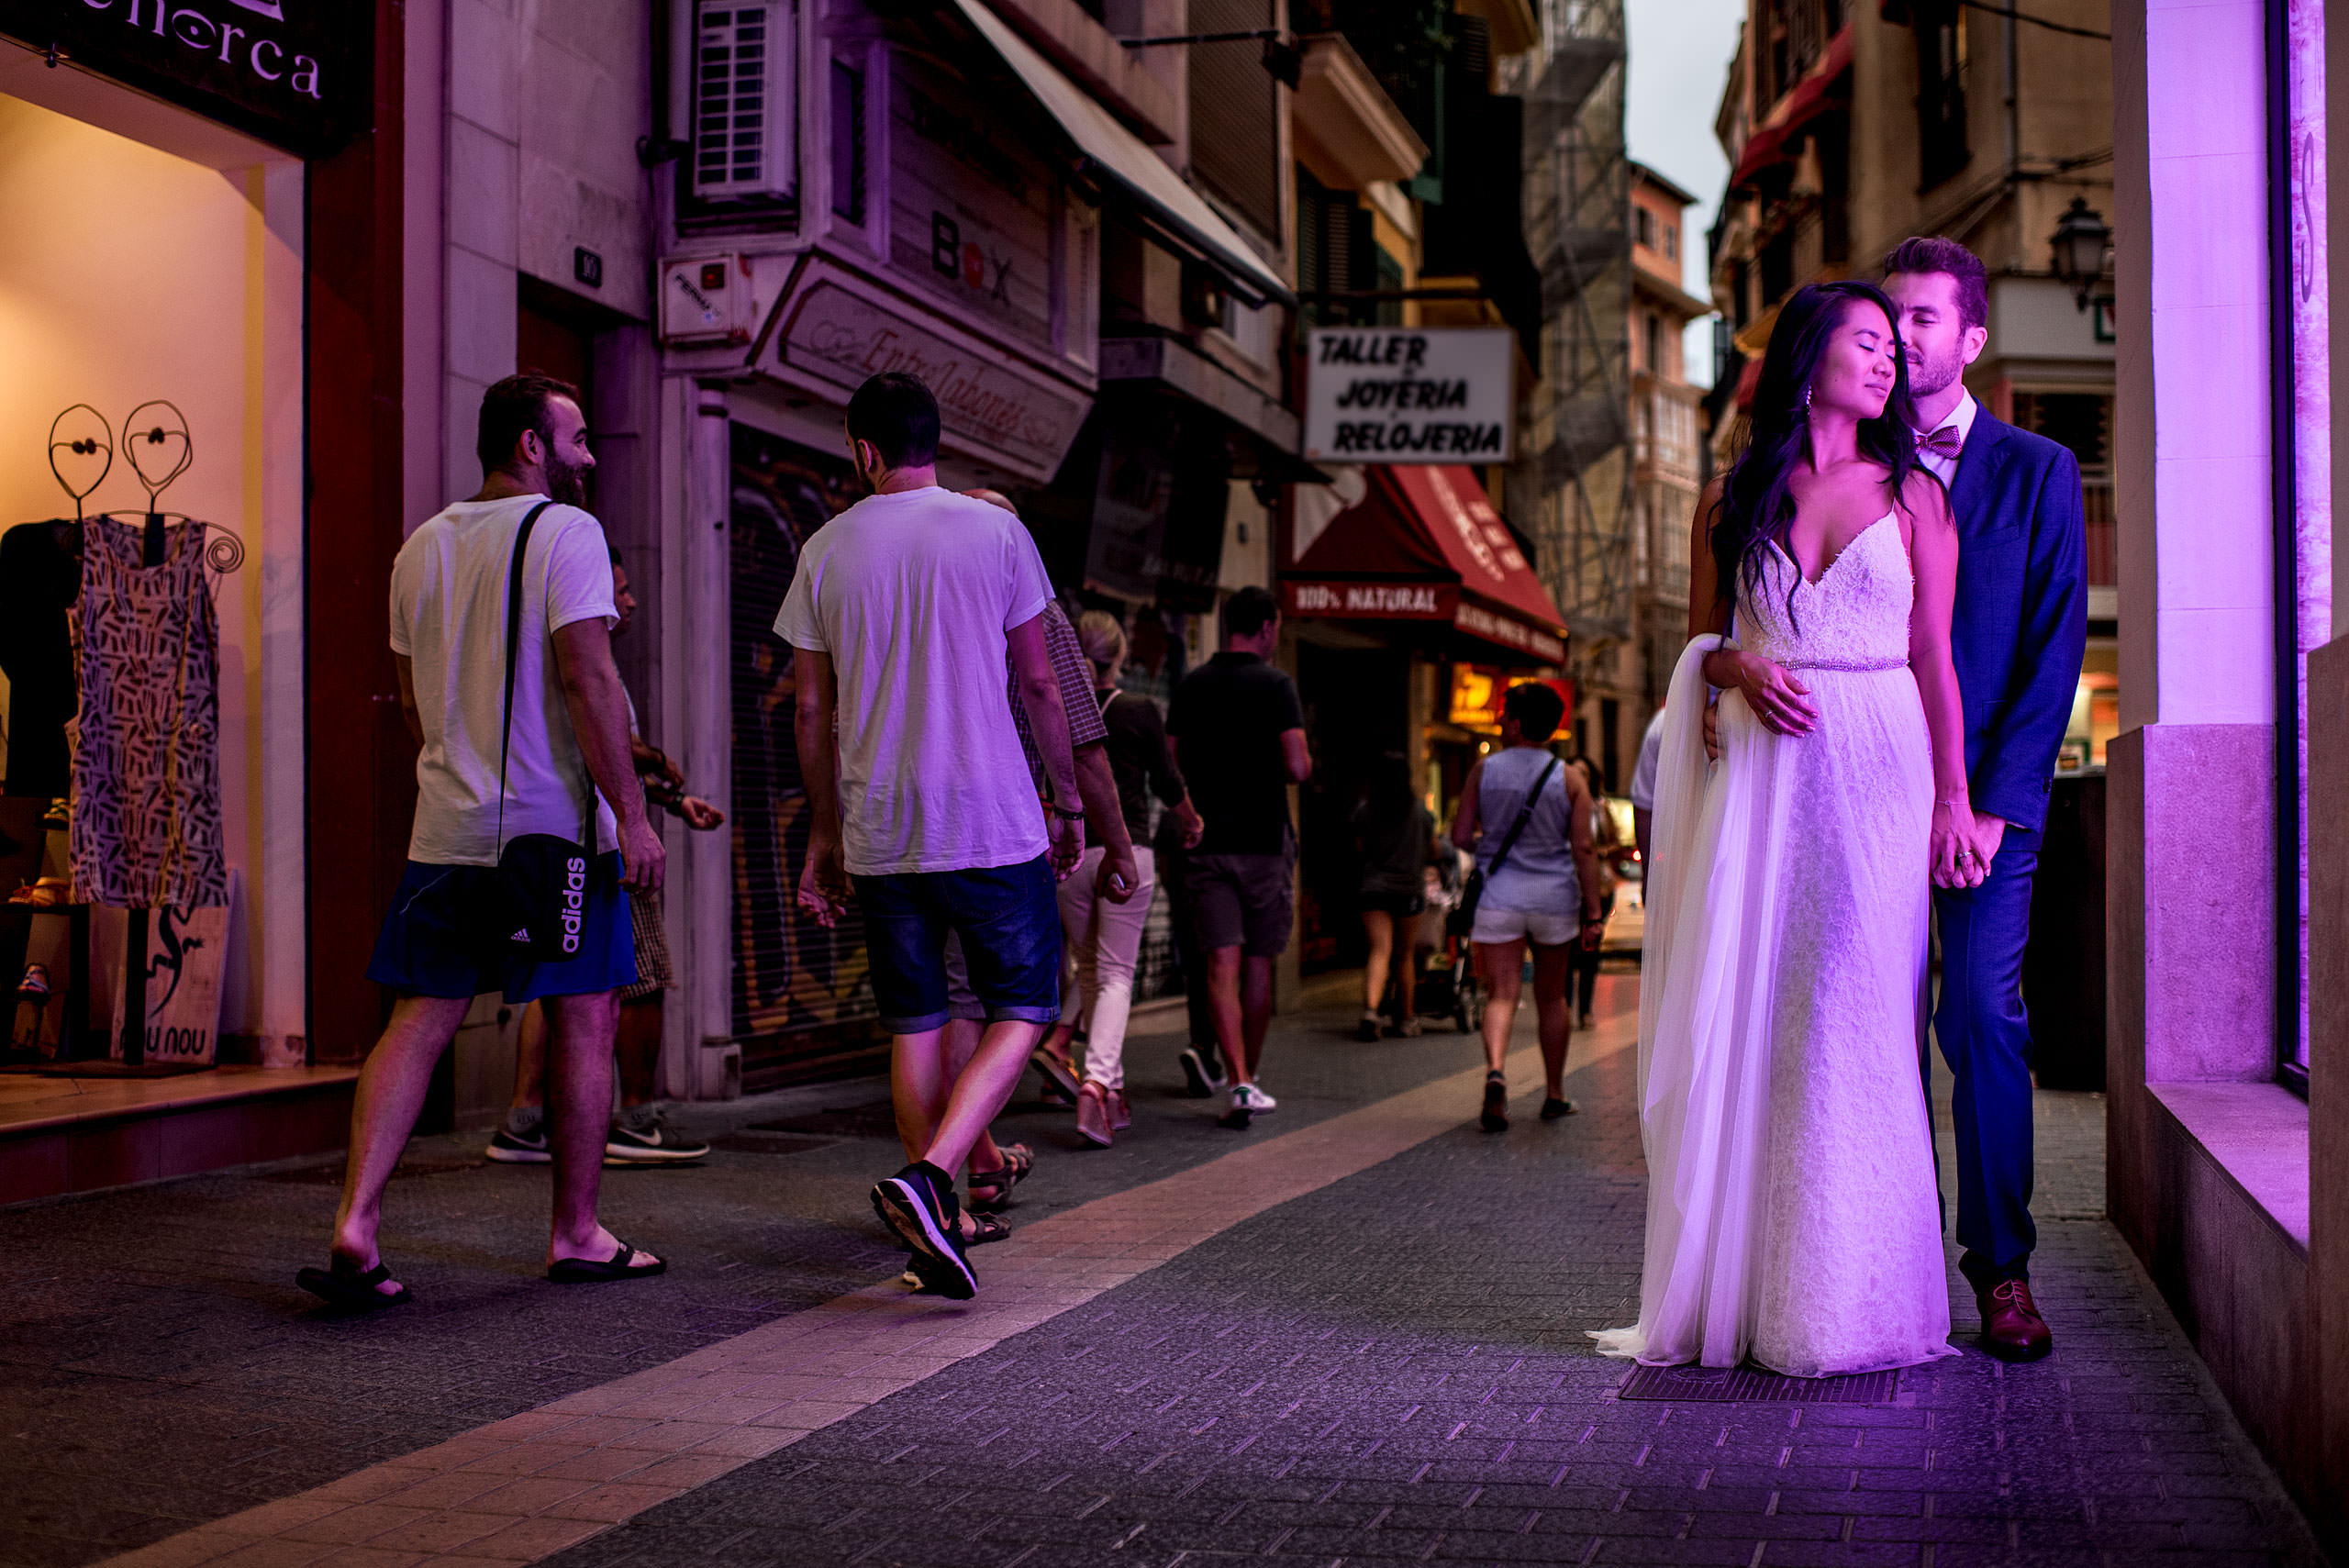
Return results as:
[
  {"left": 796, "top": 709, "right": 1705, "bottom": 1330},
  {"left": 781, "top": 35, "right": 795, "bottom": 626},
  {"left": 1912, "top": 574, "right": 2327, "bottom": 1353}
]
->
[
  {"left": 852, "top": 856, "right": 1061, "bottom": 1034},
  {"left": 365, "top": 852, "right": 638, "bottom": 1004}
]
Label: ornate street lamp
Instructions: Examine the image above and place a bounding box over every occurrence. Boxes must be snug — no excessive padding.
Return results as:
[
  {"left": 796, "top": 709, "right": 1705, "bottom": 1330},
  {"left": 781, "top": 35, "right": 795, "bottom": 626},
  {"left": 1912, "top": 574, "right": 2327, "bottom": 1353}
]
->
[{"left": 2050, "top": 196, "right": 2113, "bottom": 314}]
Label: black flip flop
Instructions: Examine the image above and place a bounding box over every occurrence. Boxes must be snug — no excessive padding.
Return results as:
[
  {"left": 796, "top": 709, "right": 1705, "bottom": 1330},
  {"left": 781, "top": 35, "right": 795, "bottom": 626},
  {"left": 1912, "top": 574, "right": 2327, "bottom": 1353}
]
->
[
  {"left": 296, "top": 1258, "right": 411, "bottom": 1313},
  {"left": 547, "top": 1241, "right": 667, "bottom": 1284}
]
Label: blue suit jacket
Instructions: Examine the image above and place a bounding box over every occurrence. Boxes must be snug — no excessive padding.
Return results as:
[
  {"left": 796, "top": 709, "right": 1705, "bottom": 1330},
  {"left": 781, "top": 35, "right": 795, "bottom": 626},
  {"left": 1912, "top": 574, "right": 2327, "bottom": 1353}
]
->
[{"left": 1944, "top": 409, "right": 2088, "bottom": 834}]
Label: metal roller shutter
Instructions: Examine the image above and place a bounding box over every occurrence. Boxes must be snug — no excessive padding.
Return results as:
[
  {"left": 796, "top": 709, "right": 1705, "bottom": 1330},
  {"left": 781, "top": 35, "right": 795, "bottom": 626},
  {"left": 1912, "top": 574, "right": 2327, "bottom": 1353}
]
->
[{"left": 727, "top": 425, "right": 881, "bottom": 1056}]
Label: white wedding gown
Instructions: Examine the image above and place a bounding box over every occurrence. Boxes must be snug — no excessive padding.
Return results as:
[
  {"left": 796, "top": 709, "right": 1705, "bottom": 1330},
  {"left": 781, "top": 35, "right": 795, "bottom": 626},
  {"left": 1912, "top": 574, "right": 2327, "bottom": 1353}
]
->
[{"left": 1594, "top": 515, "right": 1956, "bottom": 1377}]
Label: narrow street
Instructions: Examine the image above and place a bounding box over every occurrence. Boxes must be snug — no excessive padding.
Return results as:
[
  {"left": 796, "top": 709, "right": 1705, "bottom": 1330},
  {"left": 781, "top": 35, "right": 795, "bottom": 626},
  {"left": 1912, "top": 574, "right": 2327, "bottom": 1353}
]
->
[{"left": 3, "top": 973, "right": 2323, "bottom": 1568}]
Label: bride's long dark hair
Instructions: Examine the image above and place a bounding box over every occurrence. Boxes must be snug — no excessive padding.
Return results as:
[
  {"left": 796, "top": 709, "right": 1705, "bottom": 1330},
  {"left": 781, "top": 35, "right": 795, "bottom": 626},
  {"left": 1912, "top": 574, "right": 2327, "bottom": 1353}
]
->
[{"left": 1709, "top": 281, "right": 1919, "bottom": 626}]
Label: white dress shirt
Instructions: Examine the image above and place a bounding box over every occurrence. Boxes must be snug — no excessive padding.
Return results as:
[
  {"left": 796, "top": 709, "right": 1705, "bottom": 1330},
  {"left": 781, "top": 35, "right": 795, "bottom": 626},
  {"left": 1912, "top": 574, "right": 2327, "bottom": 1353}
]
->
[{"left": 1912, "top": 389, "right": 1978, "bottom": 490}]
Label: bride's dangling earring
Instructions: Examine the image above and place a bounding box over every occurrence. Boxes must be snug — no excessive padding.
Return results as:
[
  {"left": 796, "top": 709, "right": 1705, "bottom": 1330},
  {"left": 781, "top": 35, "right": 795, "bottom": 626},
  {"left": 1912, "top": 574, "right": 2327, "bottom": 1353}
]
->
[{"left": 1803, "top": 384, "right": 1814, "bottom": 419}]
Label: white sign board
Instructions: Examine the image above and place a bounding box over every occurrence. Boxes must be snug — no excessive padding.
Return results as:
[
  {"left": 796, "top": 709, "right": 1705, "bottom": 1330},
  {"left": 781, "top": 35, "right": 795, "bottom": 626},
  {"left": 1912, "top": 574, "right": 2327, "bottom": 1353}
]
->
[
  {"left": 1304, "top": 328, "right": 1515, "bottom": 464},
  {"left": 106, "top": 905, "right": 228, "bottom": 1066},
  {"left": 658, "top": 254, "right": 754, "bottom": 345}
]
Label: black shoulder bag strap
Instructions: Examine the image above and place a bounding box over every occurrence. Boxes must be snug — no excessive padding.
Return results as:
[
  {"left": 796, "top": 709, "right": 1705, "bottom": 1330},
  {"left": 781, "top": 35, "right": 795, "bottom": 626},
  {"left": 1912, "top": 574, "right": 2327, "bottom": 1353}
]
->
[
  {"left": 1452, "top": 754, "right": 1559, "bottom": 937},
  {"left": 1485, "top": 756, "right": 1560, "bottom": 881},
  {"left": 493, "top": 501, "right": 568, "bottom": 856}
]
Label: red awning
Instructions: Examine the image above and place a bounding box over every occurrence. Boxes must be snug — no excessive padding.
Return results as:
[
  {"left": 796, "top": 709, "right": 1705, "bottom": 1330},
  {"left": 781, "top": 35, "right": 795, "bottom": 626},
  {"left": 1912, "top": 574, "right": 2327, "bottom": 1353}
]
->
[
  {"left": 1284, "top": 466, "right": 1569, "bottom": 666},
  {"left": 1728, "top": 28, "right": 1853, "bottom": 188}
]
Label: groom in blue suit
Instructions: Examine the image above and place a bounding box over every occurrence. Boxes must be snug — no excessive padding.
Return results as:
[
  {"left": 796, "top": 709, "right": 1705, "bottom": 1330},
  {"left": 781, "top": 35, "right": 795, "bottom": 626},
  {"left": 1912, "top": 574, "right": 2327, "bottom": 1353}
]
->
[{"left": 1885, "top": 238, "right": 2087, "bottom": 1362}]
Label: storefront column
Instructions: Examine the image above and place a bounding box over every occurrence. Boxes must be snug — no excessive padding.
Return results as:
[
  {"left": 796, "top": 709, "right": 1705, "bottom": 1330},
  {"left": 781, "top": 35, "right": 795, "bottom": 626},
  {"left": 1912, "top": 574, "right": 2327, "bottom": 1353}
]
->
[
  {"left": 2306, "top": 2, "right": 2349, "bottom": 1539},
  {"left": 2110, "top": 0, "right": 2326, "bottom": 1533},
  {"left": 2306, "top": 635, "right": 2349, "bottom": 1551},
  {"left": 660, "top": 377, "right": 738, "bottom": 1097},
  {"left": 305, "top": 1, "right": 408, "bottom": 1063}
]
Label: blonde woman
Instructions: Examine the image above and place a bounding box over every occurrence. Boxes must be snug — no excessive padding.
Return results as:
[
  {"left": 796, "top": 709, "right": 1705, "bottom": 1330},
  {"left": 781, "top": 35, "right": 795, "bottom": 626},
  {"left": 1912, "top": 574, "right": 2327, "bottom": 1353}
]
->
[{"left": 1037, "top": 611, "right": 1203, "bottom": 1145}]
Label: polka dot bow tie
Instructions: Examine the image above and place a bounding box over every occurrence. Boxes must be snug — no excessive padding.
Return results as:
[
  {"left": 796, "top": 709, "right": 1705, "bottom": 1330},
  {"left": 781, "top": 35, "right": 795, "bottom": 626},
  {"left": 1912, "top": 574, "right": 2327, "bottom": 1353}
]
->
[{"left": 1918, "top": 424, "right": 1965, "bottom": 461}]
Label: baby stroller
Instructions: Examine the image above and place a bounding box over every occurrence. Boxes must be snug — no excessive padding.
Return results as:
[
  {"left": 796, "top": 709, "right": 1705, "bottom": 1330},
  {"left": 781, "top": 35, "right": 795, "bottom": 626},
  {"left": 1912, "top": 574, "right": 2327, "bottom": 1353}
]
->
[{"left": 1412, "top": 847, "right": 1484, "bottom": 1035}]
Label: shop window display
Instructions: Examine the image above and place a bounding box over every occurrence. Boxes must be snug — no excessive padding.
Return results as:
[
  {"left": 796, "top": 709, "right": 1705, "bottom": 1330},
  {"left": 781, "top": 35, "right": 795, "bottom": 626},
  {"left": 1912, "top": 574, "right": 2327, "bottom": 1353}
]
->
[{"left": 0, "top": 86, "right": 305, "bottom": 1076}]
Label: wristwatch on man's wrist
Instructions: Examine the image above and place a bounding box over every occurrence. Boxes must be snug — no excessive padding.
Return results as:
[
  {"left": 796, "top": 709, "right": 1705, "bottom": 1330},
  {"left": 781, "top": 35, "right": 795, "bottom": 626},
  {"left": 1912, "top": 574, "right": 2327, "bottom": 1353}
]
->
[{"left": 1047, "top": 799, "right": 1085, "bottom": 822}]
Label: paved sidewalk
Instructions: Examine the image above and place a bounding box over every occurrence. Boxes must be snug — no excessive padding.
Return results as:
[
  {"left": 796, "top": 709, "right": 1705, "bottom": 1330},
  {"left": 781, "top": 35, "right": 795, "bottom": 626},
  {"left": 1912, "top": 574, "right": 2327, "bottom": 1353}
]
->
[
  {"left": 525, "top": 1024, "right": 2321, "bottom": 1568},
  {"left": 2, "top": 973, "right": 2329, "bottom": 1568},
  {"left": 0, "top": 980, "right": 1502, "bottom": 1566}
]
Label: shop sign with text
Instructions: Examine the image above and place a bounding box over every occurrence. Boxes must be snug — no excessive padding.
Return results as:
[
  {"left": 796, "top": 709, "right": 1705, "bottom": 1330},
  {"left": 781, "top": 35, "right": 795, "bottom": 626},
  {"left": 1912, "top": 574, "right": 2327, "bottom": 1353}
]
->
[
  {"left": 1285, "top": 580, "right": 1457, "bottom": 619},
  {"left": 1303, "top": 328, "right": 1514, "bottom": 463},
  {"left": 1455, "top": 600, "right": 1564, "bottom": 663},
  {"left": 0, "top": 0, "right": 372, "bottom": 157},
  {"left": 772, "top": 275, "right": 1091, "bottom": 482},
  {"left": 886, "top": 50, "right": 1057, "bottom": 361}
]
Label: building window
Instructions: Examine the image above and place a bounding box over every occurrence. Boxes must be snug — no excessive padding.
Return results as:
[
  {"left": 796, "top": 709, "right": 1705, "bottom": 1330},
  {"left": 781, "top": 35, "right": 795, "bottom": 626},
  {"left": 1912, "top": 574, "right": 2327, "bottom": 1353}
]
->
[
  {"left": 2012, "top": 393, "right": 2113, "bottom": 588},
  {"left": 1912, "top": 1, "right": 1968, "bottom": 190},
  {"left": 829, "top": 59, "right": 863, "bottom": 224},
  {"left": 2274, "top": 0, "right": 2329, "bottom": 1093},
  {"left": 1642, "top": 312, "right": 1662, "bottom": 378},
  {"left": 1763, "top": 0, "right": 1842, "bottom": 106},
  {"left": 1758, "top": 229, "right": 1793, "bottom": 308},
  {"left": 1664, "top": 222, "right": 1678, "bottom": 261},
  {"left": 1297, "top": 168, "right": 1380, "bottom": 326},
  {"left": 1635, "top": 207, "right": 1656, "bottom": 250}
]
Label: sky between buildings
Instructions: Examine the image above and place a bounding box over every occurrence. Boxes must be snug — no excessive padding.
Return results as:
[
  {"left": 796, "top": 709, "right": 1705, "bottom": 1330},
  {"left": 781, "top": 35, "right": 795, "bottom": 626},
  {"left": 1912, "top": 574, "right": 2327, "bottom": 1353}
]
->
[{"left": 1624, "top": 0, "right": 1745, "bottom": 387}]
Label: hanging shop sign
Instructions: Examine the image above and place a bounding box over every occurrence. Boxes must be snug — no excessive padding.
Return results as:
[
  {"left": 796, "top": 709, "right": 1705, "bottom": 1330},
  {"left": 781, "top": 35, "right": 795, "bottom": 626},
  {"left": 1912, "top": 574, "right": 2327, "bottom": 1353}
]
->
[
  {"left": 1449, "top": 670, "right": 1573, "bottom": 731},
  {"left": 763, "top": 258, "right": 1093, "bottom": 484},
  {"left": 1303, "top": 327, "right": 1515, "bottom": 464},
  {"left": 0, "top": 0, "right": 373, "bottom": 158}
]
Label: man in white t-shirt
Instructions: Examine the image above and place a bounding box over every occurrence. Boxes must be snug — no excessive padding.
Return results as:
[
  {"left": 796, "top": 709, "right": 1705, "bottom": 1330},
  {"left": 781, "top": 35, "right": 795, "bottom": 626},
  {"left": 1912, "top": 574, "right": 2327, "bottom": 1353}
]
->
[
  {"left": 297, "top": 374, "right": 667, "bottom": 1313},
  {"left": 781, "top": 372, "right": 1082, "bottom": 1301}
]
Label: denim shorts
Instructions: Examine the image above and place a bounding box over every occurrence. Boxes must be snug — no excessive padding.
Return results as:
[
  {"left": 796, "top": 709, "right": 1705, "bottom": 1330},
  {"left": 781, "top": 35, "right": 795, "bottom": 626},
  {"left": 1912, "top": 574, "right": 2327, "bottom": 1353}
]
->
[
  {"left": 365, "top": 853, "right": 638, "bottom": 1004},
  {"left": 853, "top": 856, "right": 1061, "bottom": 1033}
]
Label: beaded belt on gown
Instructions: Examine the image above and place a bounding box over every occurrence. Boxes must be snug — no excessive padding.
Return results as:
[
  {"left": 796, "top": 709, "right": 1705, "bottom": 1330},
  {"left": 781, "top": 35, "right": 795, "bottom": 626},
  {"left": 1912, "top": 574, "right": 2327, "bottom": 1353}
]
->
[{"left": 1768, "top": 653, "right": 1909, "bottom": 673}]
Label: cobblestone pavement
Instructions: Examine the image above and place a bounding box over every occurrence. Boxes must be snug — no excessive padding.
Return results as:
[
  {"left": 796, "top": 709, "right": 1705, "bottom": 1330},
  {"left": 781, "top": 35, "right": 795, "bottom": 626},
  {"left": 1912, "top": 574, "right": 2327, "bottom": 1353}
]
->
[{"left": 4, "top": 970, "right": 2329, "bottom": 1568}]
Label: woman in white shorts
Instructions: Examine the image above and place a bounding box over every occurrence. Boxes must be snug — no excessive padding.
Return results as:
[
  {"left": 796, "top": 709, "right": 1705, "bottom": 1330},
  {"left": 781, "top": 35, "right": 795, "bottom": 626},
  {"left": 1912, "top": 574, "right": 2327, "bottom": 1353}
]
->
[{"left": 1450, "top": 683, "right": 1605, "bottom": 1132}]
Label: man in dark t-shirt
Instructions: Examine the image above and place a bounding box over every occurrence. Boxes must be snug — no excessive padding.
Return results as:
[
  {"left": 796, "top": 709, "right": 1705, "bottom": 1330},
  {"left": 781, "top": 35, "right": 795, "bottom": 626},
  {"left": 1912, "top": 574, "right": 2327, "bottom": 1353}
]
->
[{"left": 1166, "top": 586, "right": 1311, "bottom": 1124}]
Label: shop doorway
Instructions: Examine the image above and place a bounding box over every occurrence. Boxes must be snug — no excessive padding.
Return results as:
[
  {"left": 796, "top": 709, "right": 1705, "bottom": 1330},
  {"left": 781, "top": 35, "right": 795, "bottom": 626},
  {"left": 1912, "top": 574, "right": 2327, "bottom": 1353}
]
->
[
  {"left": 726, "top": 423, "right": 884, "bottom": 1088},
  {"left": 1294, "top": 642, "right": 1410, "bottom": 975}
]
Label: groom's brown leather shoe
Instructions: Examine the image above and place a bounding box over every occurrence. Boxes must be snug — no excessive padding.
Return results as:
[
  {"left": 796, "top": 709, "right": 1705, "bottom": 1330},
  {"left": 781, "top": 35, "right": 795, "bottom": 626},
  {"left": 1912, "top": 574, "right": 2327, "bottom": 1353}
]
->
[{"left": 1978, "top": 1278, "right": 2053, "bottom": 1362}]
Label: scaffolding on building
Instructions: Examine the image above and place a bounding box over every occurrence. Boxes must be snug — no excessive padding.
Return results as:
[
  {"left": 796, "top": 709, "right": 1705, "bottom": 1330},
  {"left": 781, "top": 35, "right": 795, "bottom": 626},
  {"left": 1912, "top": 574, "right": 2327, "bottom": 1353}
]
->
[{"left": 1504, "top": 0, "right": 1631, "bottom": 672}]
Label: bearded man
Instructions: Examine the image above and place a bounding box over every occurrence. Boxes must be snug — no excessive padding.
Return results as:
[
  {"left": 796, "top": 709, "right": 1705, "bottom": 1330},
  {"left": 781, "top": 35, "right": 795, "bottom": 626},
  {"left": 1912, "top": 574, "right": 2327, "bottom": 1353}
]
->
[{"left": 297, "top": 373, "right": 668, "bottom": 1311}]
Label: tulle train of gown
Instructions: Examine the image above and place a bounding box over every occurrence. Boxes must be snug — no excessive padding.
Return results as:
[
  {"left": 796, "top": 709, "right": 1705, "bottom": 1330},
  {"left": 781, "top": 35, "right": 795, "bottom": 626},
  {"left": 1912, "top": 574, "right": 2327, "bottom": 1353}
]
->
[{"left": 1593, "top": 515, "right": 1956, "bottom": 1377}]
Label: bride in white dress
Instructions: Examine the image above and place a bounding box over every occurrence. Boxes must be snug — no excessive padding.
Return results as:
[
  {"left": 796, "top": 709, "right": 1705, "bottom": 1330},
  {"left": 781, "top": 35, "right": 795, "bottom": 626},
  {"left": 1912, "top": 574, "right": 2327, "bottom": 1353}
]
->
[{"left": 1595, "top": 281, "right": 1979, "bottom": 1376}]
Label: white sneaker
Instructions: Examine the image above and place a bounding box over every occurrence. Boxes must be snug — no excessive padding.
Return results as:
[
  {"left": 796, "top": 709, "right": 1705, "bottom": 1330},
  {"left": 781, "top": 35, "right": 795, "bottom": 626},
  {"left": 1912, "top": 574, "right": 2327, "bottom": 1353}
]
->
[{"left": 1227, "top": 1082, "right": 1277, "bottom": 1114}]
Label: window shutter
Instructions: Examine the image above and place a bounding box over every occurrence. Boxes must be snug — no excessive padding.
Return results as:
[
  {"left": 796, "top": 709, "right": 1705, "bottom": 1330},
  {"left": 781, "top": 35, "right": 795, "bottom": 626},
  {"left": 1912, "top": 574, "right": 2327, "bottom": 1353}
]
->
[
  {"left": 1345, "top": 205, "right": 1378, "bottom": 295},
  {"left": 1296, "top": 174, "right": 1325, "bottom": 297},
  {"left": 694, "top": 1, "right": 796, "bottom": 200},
  {"left": 1187, "top": 0, "right": 1279, "bottom": 238}
]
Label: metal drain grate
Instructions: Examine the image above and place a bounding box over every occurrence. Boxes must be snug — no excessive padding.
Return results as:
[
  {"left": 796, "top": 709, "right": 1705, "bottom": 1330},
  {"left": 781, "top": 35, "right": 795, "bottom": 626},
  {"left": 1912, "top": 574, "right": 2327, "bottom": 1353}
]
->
[{"left": 1616, "top": 1362, "right": 1898, "bottom": 1404}]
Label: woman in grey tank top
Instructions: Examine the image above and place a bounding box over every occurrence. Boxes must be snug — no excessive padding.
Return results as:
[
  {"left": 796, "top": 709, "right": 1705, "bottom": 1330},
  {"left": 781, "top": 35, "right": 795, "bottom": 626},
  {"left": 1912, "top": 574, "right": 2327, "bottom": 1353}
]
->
[{"left": 1449, "top": 684, "right": 1604, "bottom": 1133}]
